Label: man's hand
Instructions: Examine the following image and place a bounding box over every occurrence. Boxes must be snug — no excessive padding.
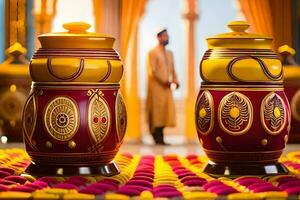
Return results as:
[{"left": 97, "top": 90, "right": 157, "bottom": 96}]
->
[
  {"left": 168, "top": 81, "right": 180, "bottom": 90},
  {"left": 172, "top": 81, "right": 180, "bottom": 89}
]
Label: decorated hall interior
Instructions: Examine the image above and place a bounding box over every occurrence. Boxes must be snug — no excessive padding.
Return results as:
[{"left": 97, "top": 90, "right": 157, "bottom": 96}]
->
[{"left": 0, "top": 0, "right": 300, "bottom": 199}]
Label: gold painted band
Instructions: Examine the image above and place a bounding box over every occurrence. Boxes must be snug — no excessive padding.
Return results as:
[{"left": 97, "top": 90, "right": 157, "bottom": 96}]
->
[
  {"left": 203, "top": 148, "right": 283, "bottom": 154},
  {"left": 207, "top": 158, "right": 279, "bottom": 164},
  {"left": 203, "top": 57, "right": 278, "bottom": 59},
  {"left": 205, "top": 49, "right": 276, "bottom": 52},
  {"left": 200, "top": 85, "right": 284, "bottom": 91},
  {"left": 28, "top": 150, "right": 118, "bottom": 156},
  {"left": 32, "top": 82, "right": 120, "bottom": 88},
  {"left": 33, "top": 55, "right": 121, "bottom": 60}
]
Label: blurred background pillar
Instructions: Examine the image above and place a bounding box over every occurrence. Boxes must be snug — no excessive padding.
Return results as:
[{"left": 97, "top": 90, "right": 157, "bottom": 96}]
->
[
  {"left": 5, "top": 0, "right": 26, "bottom": 48},
  {"left": 120, "top": 0, "right": 148, "bottom": 142},
  {"left": 0, "top": 1, "right": 5, "bottom": 62},
  {"left": 93, "top": 0, "right": 121, "bottom": 51},
  {"left": 183, "top": 0, "right": 198, "bottom": 142},
  {"left": 32, "top": 0, "right": 56, "bottom": 49},
  {"left": 0, "top": 0, "right": 31, "bottom": 142}
]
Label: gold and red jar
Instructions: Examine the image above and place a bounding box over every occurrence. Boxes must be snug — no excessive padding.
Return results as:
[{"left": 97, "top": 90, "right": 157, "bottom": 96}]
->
[
  {"left": 195, "top": 21, "right": 291, "bottom": 177},
  {"left": 282, "top": 67, "right": 300, "bottom": 143},
  {"left": 278, "top": 45, "right": 300, "bottom": 143},
  {"left": 22, "top": 22, "right": 127, "bottom": 176},
  {"left": 0, "top": 43, "right": 31, "bottom": 142}
]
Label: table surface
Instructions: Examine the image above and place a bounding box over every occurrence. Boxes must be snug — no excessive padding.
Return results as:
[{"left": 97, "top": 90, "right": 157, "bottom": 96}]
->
[
  {"left": 1, "top": 142, "right": 299, "bottom": 156},
  {"left": 0, "top": 145, "right": 298, "bottom": 199}
]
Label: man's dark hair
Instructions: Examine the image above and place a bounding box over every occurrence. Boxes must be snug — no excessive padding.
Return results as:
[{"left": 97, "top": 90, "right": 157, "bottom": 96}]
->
[{"left": 157, "top": 29, "right": 167, "bottom": 37}]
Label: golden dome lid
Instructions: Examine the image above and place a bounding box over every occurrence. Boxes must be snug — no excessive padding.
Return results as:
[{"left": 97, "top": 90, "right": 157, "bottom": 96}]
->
[
  {"left": 206, "top": 21, "right": 272, "bottom": 49},
  {"left": 38, "top": 22, "right": 115, "bottom": 49}
]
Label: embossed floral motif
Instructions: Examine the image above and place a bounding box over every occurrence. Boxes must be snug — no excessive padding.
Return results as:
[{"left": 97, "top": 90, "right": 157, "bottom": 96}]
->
[
  {"left": 219, "top": 92, "right": 252, "bottom": 135},
  {"left": 87, "top": 89, "right": 110, "bottom": 148},
  {"left": 196, "top": 91, "right": 213, "bottom": 135},
  {"left": 261, "top": 92, "right": 286, "bottom": 135}
]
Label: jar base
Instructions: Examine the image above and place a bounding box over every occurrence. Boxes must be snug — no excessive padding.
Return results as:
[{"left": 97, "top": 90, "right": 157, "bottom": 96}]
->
[
  {"left": 203, "top": 161, "right": 289, "bottom": 178},
  {"left": 24, "top": 161, "right": 120, "bottom": 177}
]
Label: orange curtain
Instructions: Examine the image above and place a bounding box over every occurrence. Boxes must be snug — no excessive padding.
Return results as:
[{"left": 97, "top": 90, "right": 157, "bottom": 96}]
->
[
  {"left": 93, "top": 0, "right": 104, "bottom": 33},
  {"left": 120, "top": 0, "right": 148, "bottom": 142},
  {"left": 93, "top": 0, "right": 121, "bottom": 50},
  {"left": 239, "top": 0, "right": 292, "bottom": 51},
  {"left": 120, "top": 0, "right": 147, "bottom": 62}
]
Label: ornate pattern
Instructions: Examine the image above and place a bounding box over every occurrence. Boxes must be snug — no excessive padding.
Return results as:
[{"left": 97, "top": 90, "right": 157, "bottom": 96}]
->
[
  {"left": 291, "top": 89, "right": 300, "bottom": 122},
  {"left": 195, "top": 90, "right": 214, "bottom": 135},
  {"left": 218, "top": 92, "right": 253, "bottom": 136},
  {"left": 226, "top": 56, "right": 282, "bottom": 82},
  {"left": 87, "top": 89, "right": 110, "bottom": 144},
  {"left": 22, "top": 93, "right": 37, "bottom": 141},
  {"left": 44, "top": 96, "right": 79, "bottom": 141},
  {"left": 115, "top": 91, "right": 127, "bottom": 142},
  {"left": 261, "top": 92, "right": 286, "bottom": 135}
]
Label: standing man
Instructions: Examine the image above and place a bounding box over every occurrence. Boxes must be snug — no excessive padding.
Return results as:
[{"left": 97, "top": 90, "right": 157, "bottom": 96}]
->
[{"left": 146, "top": 29, "right": 179, "bottom": 145}]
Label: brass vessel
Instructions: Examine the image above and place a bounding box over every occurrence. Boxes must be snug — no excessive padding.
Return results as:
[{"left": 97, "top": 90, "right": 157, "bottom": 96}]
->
[
  {"left": 23, "top": 22, "right": 127, "bottom": 176},
  {"left": 0, "top": 43, "right": 31, "bottom": 142},
  {"left": 195, "top": 21, "right": 290, "bottom": 177}
]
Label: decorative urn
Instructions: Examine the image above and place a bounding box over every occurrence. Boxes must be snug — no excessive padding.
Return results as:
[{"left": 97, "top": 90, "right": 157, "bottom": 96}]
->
[
  {"left": 195, "top": 21, "right": 291, "bottom": 177},
  {"left": 22, "top": 22, "right": 127, "bottom": 176},
  {"left": 279, "top": 45, "right": 300, "bottom": 143},
  {"left": 0, "top": 43, "right": 31, "bottom": 142}
]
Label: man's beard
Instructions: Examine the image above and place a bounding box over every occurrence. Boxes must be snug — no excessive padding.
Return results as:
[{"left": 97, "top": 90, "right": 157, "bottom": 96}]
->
[{"left": 163, "top": 40, "right": 169, "bottom": 46}]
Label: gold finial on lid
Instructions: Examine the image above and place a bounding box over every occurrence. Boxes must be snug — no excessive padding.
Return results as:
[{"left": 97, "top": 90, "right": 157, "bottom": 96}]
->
[
  {"left": 227, "top": 21, "right": 250, "bottom": 33},
  {"left": 63, "top": 22, "right": 91, "bottom": 33}
]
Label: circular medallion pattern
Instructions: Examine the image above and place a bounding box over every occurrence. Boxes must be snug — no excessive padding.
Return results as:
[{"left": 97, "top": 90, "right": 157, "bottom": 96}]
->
[
  {"left": 261, "top": 92, "right": 286, "bottom": 135},
  {"left": 195, "top": 90, "right": 214, "bottom": 135},
  {"left": 115, "top": 92, "right": 127, "bottom": 142},
  {"left": 44, "top": 96, "right": 79, "bottom": 141},
  {"left": 218, "top": 92, "right": 253, "bottom": 136},
  {"left": 88, "top": 92, "right": 110, "bottom": 144}
]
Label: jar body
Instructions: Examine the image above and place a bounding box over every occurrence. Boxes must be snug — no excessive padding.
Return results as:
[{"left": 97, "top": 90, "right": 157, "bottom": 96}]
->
[
  {"left": 23, "top": 83, "right": 127, "bottom": 167},
  {"left": 196, "top": 84, "right": 290, "bottom": 165}
]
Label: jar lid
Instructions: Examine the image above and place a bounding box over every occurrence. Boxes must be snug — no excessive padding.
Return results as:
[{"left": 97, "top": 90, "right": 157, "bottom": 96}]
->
[
  {"left": 38, "top": 22, "right": 115, "bottom": 49},
  {"left": 206, "top": 21, "right": 272, "bottom": 49}
]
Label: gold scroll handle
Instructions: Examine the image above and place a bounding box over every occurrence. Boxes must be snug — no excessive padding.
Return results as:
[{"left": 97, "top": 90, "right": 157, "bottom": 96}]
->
[{"left": 226, "top": 55, "right": 283, "bottom": 82}]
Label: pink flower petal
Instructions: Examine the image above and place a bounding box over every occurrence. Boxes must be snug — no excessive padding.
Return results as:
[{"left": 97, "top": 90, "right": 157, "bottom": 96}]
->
[{"left": 4, "top": 175, "right": 27, "bottom": 184}]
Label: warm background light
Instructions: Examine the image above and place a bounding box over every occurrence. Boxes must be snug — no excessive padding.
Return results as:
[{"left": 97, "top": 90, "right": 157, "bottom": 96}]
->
[{"left": 52, "top": 0, "right": 95, "bottom": 32}]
